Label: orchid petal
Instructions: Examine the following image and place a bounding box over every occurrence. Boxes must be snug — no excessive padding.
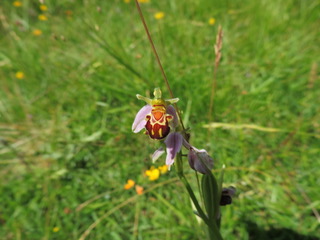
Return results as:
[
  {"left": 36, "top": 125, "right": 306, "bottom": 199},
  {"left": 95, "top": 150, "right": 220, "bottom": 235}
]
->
[
  {"left": 152, "top": 147, "right": 165, "bottom": 163},
  {"left": 164, "top": 132, "right": 183, "bottom": 167},
  {"left": 132, "top": 105, "right": 152, "bottom": 133},
  {"left": 136, "top": 94, "right": 153, "bottom": 105},
  {"left": 165, "top": 98, "right": 179, "bottom": 104},
  {"left": 222, "top": 187, "right": 236, "bottom": 197},
  {"left": 166, "top": 105, "right": 179, "bottom": 128}
]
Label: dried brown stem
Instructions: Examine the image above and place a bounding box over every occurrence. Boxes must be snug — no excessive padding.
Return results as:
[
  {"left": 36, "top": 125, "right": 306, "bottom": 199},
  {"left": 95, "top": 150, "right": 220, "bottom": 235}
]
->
[
  {"left": 0, "top": 8, "right": 20, "bottom": 41},
  {"left": 308, "top": 62, "right": 317, "bottom": 89},
  {"left": 208, "top": 26, "right": 223, "bottom": 124},
  {"left": 134, "top": 0, "right": 186, "bottom": 131}
]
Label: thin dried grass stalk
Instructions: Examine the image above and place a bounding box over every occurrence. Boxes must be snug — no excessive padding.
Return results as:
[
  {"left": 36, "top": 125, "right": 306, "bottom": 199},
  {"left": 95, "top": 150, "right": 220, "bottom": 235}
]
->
[
  {"left": 308, "top": 62, "right": 317, "bottom": 89},
  {"left": 208, "top": 26, "right": 223, "bottom": 136}
]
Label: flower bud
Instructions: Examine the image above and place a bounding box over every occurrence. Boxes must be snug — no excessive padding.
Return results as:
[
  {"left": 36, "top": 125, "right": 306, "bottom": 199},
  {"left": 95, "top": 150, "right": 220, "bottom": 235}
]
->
[
  {"left": 220, "top": 186, "right": 236, "bottom": 206},
  {"left": 188, "top": 148, "right": 213, "bottom": 174}
]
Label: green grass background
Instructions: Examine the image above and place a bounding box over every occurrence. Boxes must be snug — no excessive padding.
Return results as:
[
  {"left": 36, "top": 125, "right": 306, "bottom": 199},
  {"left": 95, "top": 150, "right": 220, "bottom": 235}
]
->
[{"left": 0, "top": 0, "right": 319, "bottom": 239}]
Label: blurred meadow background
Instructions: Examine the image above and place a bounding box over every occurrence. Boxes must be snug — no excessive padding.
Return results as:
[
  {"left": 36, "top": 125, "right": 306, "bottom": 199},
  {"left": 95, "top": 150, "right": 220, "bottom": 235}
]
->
[{"left": 0, "top": 0, "right": 319, "bottom": 239}]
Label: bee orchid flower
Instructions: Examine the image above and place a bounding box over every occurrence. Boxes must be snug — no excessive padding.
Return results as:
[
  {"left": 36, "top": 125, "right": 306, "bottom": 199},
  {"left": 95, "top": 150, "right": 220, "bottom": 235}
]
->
[
  {"left": 133, "top": 88, "right": 213, "bottom": 174},
  {"left": 132, "top": 88, "right": 179, "bottom": 139}
]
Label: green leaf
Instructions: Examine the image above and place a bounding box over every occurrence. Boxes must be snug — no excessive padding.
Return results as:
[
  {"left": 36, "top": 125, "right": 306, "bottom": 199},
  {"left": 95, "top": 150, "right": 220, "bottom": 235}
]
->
[{"left": 201, "top": 172, "right": 219, "bottom": 222}]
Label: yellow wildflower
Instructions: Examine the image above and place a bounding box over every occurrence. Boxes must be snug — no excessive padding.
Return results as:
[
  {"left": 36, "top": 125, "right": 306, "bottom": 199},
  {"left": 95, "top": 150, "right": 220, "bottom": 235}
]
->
[
  {"left": 40, "top": 4, "right": 48, "bottom": 11},
  {"left": 135, "top": 185, "right": 144, "bottom": 195},
  {"left": 32, "top": 29, "right": 42, "bottom": 36},
  {"left": 138, "top": 0, "right": 150, "bottom": 3},
  {"left": 52, "top": 227, "right": 60, "bottom": 232},
  {"left": 13, "top": 1, "right": 22, "bottom": 7},
  {"left": 154, "top": 12, "right": 165, "bottom": 20},
  {"left": 124, "top": 0, "right": 130, "bottom": 3},
  {"left": 145, "top": 167, "right": 160, "bottom": 181},
  {"left": 124, "top": 179, "right": 135, "bottom": 190},
  {"left": 15, "top": 71, "right": 24, "bottom": 79},
  {"left": 38, "top": 14, "right": 48, "bottom": 21},
  {"left": 208, "top": 17, "right": 215, "bottom": 25},
  {"left": 158, "top": 165, "right": 168, "bottom": 174}
]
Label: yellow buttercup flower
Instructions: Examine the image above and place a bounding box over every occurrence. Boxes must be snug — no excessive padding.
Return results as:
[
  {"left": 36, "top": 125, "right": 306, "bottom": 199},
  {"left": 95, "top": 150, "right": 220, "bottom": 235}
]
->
[
  {"left": 158, "top": 165, "right": 168, "bottom": 174},
  {"left": 40, "top": 4, "right": 48, "bottom": 11},
  {"left": 32, "top": 29, "right": 42, "bottom": 36},
  {"left": 124, "top": 179, "right": 135, "bottom": 190},
  {"left": 138, "top": 0, "right": 150, "bottom": 3},
  {"left": 52, "top": 227, "right": 60, "bottom": 232},
  {"left": 13, "top": 1, "right": 22, "bottom": 7},
  {"left": 145, "top": 167, "right": 160, "bottom": 181},
  {"left": 154, "top": 12, "right": 165, "bottom": 20},
  {"left": 124, "top": 0, "right": 130, "bottom": 3},
  {"left": 209, "top": 17, "right": 216, "bottom": 25},
  {"left": 38, "top": 14, "right": 48, "bottom": 21},
  {"left": 15, "top": 71, "right": 24, "bottom": 79}
]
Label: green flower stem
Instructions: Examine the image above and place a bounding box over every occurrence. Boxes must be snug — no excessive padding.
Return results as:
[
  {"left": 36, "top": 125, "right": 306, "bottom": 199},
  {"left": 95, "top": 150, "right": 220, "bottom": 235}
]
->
[
  {"left": 201, "top": 173, "right": 223, "bottom": 240},
  {"left": 207, "top": 215, "right": 223, "bottom": 240},
  {"left": 175, "top": 152, "right": 223, "bottom": 240}
]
